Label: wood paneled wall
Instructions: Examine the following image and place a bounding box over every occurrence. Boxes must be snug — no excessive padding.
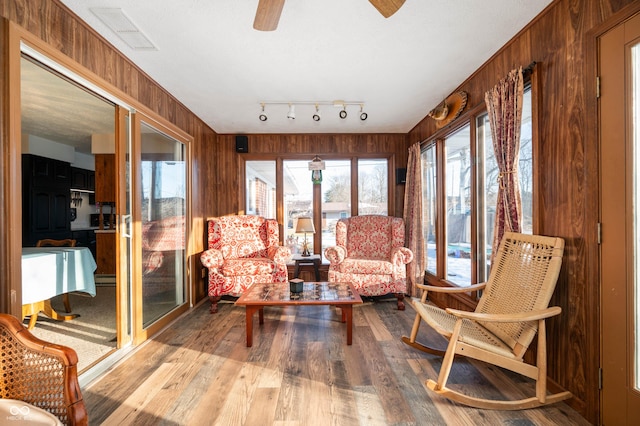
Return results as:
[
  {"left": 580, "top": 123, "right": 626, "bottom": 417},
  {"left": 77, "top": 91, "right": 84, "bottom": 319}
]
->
[
  {"left": 209, "top": 133, "right": 409, "bottom": 218},
  {"left": 409, "top": 0, "right": 640, "bottom": 422},
  {"left": 0, "top": 0, "right": 218, "bottom": 301},
  {"left": 4, "top": 0, "right": 639, "bottom": 422}
]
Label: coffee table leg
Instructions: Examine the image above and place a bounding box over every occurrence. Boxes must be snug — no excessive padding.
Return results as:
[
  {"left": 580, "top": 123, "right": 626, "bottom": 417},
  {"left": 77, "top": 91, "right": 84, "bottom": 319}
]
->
[
  {"left": 245, "top": 306, "right": 260, "bottom": 347},
  {"left": 344, "top": 305, "right": 353, "bottom": 345}
]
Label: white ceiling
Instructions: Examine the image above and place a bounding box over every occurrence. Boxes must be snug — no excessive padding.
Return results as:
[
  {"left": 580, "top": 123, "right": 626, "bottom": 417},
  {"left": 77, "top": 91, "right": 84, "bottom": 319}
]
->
[{"left": 54, "top": 0, "right": 552, "bottom": 135}]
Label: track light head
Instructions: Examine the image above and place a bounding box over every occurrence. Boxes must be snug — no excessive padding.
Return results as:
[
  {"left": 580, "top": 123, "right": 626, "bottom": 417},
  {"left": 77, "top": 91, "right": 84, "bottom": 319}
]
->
[
  {"left": 339, "top": 107, "right": 347, "bottom": 119},
  {"left": 312, "top": 104, "right": 321, "bottom": 121},
  {"left": 258, "top": 103, "right": 267, "bottom": 121},
  {"left": 287, "top": 104, "right": 296, "bottom": 120},
  {"left": 359, "top": 104, "right": 367, "bottom": 121}
]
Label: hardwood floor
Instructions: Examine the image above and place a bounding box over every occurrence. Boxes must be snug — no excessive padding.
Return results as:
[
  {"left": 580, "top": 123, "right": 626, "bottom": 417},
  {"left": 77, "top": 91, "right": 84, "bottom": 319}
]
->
[{"left": 83, "top": 298, "right": 590, "bottom": 425}]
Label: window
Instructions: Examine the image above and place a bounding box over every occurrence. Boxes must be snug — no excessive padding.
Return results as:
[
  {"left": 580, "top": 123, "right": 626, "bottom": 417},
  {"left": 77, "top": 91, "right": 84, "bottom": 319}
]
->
[
  {"left": 246, "top": 161, "right": 276, "bottom": 219},
  {"left": 422, "top": 85, "right": 533, "bottom": 288},
  {"left": 245, "top": 157, "right": 391, "bottom": 257},
  {"left": 422, "top": 145, "right": 437, "bottom": 276}
]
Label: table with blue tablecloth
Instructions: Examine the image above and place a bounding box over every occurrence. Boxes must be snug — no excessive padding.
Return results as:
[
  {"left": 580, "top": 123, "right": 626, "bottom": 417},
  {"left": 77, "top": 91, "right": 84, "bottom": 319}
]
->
[{"left": 21, "top": 247, "right": 97, "bottom": 329}]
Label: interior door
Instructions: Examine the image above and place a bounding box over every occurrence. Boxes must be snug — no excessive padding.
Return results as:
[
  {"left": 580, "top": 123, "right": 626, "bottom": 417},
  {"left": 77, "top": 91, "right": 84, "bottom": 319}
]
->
[{"left": 600, "top": 11, "right": 640, "bottom": 425}]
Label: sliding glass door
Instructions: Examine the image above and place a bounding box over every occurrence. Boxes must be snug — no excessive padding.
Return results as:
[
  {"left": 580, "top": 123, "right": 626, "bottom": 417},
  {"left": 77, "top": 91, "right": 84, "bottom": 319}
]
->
[{"left": 133, "top": 114, "right": 189, "bottom": 338}]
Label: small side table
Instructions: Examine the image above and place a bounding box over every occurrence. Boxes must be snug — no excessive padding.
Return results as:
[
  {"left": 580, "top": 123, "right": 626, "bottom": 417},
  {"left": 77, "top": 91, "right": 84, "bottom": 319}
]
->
[{"left": 292, "top": 254, "right": 322, "bottom": 281}]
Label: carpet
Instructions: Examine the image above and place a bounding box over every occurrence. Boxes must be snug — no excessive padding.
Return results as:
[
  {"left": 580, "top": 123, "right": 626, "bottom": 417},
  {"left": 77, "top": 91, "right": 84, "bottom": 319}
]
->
[{"left": 27, "top": 285, "right": 117, "bottom": 373}]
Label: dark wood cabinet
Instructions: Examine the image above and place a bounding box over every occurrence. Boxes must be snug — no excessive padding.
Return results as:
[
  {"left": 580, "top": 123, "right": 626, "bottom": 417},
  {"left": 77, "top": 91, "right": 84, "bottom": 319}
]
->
[
  {"left": 71, "top": 167, "right": 95, "bottom": 191},
  {"left": 71, "top": 229, "right": 96, "bottom": 258},
  {"left": 22, "top": 154, "right": 72, "bottom": 246}
]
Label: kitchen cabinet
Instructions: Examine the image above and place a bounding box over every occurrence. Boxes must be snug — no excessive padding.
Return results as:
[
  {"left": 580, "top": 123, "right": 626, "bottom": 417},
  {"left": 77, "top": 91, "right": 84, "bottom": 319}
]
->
[
  {"left": 71, "top": 229, "right": 97, "bottom": 258},
  {"left": 95, "top": 231, "right": 116, "bottom": 274},
  {"left": 71, "top": 167, "right": 95, "bottom": 191},
  {"left": 94, "top": 154, "right": 115, "bottom": 202},
  {"left": 22, "top": 154, "right": 72, "bottom": 246}
]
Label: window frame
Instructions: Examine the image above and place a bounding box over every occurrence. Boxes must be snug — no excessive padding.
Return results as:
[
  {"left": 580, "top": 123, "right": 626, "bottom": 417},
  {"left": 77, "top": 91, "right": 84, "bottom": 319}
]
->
[
  {"left": 421, "top": 78, "right": 538, "bottom": 300},
  {"left": 241, "top": 153, "right": 396, "bottom": 257}
]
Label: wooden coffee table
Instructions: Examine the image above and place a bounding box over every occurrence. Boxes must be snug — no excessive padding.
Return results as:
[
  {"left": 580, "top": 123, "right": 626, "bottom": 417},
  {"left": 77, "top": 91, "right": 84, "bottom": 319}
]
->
[{"left": 235, "top": 281, "right": 362, "bottom": 347}]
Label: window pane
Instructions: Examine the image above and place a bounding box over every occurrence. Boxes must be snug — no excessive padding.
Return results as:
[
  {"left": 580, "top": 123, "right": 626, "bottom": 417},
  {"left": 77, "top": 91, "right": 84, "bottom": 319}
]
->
[
  {"left": 322, "top": 160, "right": 351, "bottom": 255},
  {"left": 520, "top": 87, "right": 533, "bottom": 234},
  {"left": 358, "top": 159, "right": 388, "bottom": 215},
  {"left": 422, "top": 145, "right": 437, "bottom": 276},
  {"left": 284, "top": 160, "right": 313, "bottom": 255},
  {"left": 445, "top": 126, "right": 472, "bottom": 286},
  {"left": 478, "top": 113, "right": 497, "bottom": 282},
  {"left": 246, "top": 161, "right": 276, "bottom": 219},
  {"left": 140, "top": 122, "right": 186, "bottom": 327}
]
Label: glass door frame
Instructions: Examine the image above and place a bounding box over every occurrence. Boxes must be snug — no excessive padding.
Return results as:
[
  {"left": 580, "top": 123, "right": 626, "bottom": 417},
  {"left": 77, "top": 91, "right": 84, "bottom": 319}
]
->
[{"left": 130, "top": 111, "right": 192, "bottom": 344}]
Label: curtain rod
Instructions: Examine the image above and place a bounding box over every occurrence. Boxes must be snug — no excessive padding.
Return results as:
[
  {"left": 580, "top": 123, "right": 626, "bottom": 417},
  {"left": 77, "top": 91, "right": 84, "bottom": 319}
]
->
[{"left": 522, "top": 61, "right": 537, "bottom": 75}]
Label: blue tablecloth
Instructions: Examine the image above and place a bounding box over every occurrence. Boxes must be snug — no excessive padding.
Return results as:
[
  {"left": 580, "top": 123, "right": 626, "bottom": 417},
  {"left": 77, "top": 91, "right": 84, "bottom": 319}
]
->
[{"left": 22, "top": 247, "right": 97, "bottom": 305}]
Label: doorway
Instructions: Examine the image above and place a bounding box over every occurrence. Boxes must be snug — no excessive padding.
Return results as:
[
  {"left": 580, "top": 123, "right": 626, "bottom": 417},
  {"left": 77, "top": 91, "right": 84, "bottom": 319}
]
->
[
  {"left": 600, "top": 11, "right": 640, "bottom": 425},
  {"left": 14, "top": 40, "right": 193, "bottom": 378},
  {"left": 20, "top": 54, "right": 122, "bottom": 373}
]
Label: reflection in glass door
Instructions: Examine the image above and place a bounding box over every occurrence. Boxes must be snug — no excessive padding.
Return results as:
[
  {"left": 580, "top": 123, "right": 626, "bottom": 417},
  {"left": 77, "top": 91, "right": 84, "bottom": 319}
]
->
[{"left": 139, "top": 121, "right": 186, "bottom": 327}]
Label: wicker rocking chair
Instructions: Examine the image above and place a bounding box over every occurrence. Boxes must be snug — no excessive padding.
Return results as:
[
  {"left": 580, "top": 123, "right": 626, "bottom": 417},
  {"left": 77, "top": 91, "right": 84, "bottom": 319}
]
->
[
  {"left": 402, "top": 232, "right": 572, "bottom": 410},
  {"left": 0, "top": 313, "right": 87, "bottom": 425}
]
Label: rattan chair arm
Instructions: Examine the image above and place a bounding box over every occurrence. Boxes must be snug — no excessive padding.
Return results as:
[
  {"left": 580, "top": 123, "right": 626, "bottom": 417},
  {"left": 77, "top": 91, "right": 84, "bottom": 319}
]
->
[
  {"left": 445, "top": 306, "right": 562, "bottom": 323},
  {"left": 415, "top": 282, "right": 487, "bottom": 293}
]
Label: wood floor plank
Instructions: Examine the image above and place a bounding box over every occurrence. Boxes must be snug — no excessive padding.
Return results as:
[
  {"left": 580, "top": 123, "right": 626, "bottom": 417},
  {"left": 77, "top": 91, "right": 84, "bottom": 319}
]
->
[
  {"left": 84, "top": 298, "right": 590, "bottom": 425},
  {"left": 100, "top": 362, "right": 183, "bottom": 424}
]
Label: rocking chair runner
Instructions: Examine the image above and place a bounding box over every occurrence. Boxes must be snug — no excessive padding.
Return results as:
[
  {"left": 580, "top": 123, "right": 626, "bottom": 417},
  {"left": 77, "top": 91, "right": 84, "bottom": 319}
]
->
[{"left": 402, "top": 232, "right": 572, "bottom": 410}]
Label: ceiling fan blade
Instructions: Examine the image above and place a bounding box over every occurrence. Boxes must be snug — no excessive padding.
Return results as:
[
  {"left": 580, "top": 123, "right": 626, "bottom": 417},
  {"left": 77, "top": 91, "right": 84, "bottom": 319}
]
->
[
  {"left": 253, "top": 0, "right": 286, "bottom": 31},
  {"left": 368, "top": 0, "right": 406, "bottom": 18}
]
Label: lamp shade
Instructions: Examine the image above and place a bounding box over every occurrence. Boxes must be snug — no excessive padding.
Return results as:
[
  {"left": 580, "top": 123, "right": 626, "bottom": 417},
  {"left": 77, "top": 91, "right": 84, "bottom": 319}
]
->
[{"left": 295, "top": 217, "right": 315, "bottom": 233}]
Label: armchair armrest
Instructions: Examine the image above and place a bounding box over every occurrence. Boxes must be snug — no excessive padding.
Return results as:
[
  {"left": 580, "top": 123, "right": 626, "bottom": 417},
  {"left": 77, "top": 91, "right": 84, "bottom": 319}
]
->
[
  {"left": 445, "top": 306, "right": 562, "bottom": 323},
  {"left": 391, "top": 247, "right": 414, "bottom": 265},
  {"left": 268, "top": 245, "right": 292, "bottom": 264},
  {"left": 324, "top": 246, "right": 346, "bottom": 264},
  {"left": 200, "top": 248, "right": 224, "bottom": 269}
]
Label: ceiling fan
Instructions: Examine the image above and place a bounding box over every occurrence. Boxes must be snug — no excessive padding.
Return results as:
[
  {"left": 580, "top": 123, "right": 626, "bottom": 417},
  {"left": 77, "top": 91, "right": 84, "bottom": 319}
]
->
[{"left": 253, "top": 0, "right": 406, "bottom": 31}]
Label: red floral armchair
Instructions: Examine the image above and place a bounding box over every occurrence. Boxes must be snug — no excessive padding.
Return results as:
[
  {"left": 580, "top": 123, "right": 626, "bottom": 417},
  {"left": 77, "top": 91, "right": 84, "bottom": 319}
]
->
[
  {"left": 324, "top": 215, "right": 413, "bottom": 310},
  {"left": 200, "top": 215, "right": 291, "bottom": 313}
]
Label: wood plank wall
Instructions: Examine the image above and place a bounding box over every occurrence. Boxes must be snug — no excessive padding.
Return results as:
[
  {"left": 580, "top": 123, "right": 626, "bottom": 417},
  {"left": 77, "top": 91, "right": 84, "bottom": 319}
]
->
[
  {"left": 3, "top": 0, "right": 639, "bottom": 423},
  {"left": 408, "top": 0, "right": 639, "bottom": 422},
  {"left": 0, "top": 0, "right": 218, "bottom": 301},
  {"left": 210, "top": 133, "right": 408, "bottom": 218}
]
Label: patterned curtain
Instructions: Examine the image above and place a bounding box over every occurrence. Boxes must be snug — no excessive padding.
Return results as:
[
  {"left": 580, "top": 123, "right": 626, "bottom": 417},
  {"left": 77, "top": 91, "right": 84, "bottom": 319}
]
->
[
  {"left": 403, "top": 143, "right": 426, "bottom": 296},
  {"left": 484, "top": 67, "right": 524, "bottom": 261}
]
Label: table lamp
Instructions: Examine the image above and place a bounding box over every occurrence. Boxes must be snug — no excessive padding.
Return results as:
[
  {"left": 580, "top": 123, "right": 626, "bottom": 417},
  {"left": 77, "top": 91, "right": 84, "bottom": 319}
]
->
[{"left": 295, "top": 217, "right": 315, "bottom": 257}]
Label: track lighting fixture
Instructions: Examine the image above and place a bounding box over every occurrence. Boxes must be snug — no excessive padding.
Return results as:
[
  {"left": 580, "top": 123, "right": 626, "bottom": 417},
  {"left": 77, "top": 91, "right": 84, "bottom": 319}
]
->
[
  {"left": 257, "top": 101, "right": 366, "bottom": 122},
  {"left": 259, "top": 103, "right": 267, "bottom": 121},
  {"left": 359, "top": 104, "right": 368, "bottom": 121}
]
